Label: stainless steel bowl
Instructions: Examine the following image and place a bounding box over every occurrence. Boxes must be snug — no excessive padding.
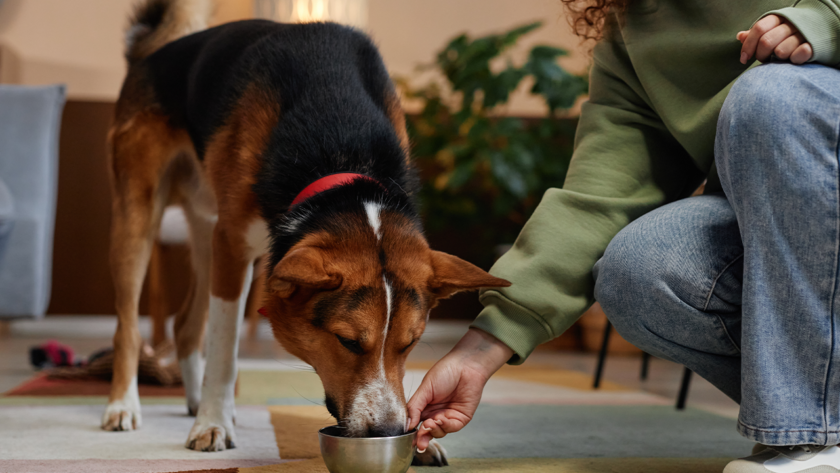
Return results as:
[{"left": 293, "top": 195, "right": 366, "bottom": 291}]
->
[{"left": 318, "top": 426, "right": 416, "bottom": 473}]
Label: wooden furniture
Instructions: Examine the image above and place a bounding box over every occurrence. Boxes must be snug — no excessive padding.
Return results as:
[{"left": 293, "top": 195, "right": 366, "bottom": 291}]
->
[{"left": 593, "top": 320, "right": 694, "bottom": 410}]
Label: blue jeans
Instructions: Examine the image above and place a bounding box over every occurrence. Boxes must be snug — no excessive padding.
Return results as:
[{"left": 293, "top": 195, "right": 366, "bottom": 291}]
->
[{"left": 594, "top": 63, "right": 840, "bottom": 446}]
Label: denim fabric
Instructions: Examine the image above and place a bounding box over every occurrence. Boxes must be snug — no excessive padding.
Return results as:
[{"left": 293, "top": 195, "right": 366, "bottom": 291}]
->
[{"left": 594, "top": 63, "right": 840, "bottom": 446}]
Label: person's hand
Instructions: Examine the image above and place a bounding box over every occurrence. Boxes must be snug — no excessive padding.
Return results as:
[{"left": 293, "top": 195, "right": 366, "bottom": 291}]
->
[
  {"left": 737, "top": 14, "right": 813, "bottom": 65},
  {"left": 406, "top": 328, "right": 514, "bottom": 452}
]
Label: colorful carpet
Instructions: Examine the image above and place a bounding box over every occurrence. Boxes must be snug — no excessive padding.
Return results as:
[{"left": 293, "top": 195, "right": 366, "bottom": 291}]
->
[{"left": 0, "top": 359, "right": 751, "bottom": 473}]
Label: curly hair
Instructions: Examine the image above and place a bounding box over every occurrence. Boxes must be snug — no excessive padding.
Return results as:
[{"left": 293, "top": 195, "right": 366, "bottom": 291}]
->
[{"left": 560, "top": 0, "right": 632, "bottom": 41}]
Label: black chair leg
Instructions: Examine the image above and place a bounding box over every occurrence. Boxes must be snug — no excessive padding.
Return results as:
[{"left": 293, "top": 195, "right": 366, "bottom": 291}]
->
[
  {"left": 676, "top": 367, "right": 692, "bottom": 410},
  {"left": 593, "top": 321, "right": 612, "bottom": 389},
  {"left": 640, "top": 352, "right": 651, "bottom": 381}
]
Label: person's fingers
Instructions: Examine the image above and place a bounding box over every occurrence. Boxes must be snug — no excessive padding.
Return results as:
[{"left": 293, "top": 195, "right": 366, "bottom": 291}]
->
[
  {"left": 741, "top": 15, "right": 781, "bottom": 64},
  {"left": 434, "top": 415, "right": 467, "bottom": 435},
  {"left": 423, "top": 418, "right": 447, "bottom": 438},
  {"left": 416, "top": 414, "right": 470, "bottom": 451},
  {"left": 790, "top": 40, "right": 814, "bottom": 65},
  {"left": 406, "top": 377, "right": 435, "bottom": 431},
  {"left": 416, "top": 419, "right": 444, "bottom": 452},
  {"left": 736, "top": 31, "right": 749, "bottom": 43},
  {"left": 773, "top": 33, "right": 802, "bottom": 60},
  {"left": 415, "top": 427, "right": 432, "bottom": 452},
  {"left": 755, "top": 23, "right": 794, "bottom": 62},
  {"left": 405, "top": 407, "right": 421, "bottom": 432}
]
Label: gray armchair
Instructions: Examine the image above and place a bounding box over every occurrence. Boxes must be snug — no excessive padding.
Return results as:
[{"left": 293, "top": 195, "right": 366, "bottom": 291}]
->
[{"left": 0, "top": 84, "right": 66, "bottom": 319}]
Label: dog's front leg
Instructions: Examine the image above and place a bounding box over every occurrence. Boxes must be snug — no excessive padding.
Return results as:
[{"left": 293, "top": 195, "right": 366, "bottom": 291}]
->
[{"left": 186, "top": 225, "right": 255, "bottom": 451}]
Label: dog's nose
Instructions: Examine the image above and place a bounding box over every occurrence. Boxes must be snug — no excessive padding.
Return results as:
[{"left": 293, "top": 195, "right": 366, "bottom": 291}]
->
[{"left": 367, "top": 424, "right": 405, "bottom": 438}]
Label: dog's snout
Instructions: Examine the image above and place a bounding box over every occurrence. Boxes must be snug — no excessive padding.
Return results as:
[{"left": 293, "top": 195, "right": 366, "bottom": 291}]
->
[{"left": 367, "top": 424, "right": 406, "bottom": 438}]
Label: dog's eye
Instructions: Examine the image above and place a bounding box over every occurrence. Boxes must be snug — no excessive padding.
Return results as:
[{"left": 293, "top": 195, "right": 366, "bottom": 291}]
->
[
  {"left": 336, "top": 335, "right": 364, "bottom": 355},
  {"left": 400, "top": 338, "right": 418, "bottom": 354}
]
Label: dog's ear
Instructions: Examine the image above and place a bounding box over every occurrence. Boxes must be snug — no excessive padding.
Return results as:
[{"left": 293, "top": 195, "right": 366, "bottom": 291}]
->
[
  {"left": 427, "top": 250, "right": 511, "bottom": 300},
  {"left": 269, "top": 247, "right": 342, "bottom": 299}
]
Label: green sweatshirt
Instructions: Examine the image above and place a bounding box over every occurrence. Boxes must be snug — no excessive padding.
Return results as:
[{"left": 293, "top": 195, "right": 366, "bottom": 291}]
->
[{"left": 471, "top": 0, "right": 840, "bottom": 364}]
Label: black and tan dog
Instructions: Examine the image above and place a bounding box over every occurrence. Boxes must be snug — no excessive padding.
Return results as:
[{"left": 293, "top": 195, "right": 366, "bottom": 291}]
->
[{"left": 104, "top": 0, "right": 509, "bottom": 465}]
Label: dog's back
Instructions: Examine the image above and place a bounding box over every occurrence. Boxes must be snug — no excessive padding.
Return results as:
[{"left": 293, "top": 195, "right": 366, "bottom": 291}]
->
[
  {"left": 143, "top": 21, "right": 396, "bottom": 155},
  {"left": 121, "top": 11, "right": 412, "bottom": 211}
]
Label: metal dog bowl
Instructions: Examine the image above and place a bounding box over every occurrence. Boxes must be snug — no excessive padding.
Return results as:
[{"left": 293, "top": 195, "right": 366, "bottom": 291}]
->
[{"left": 318, "top": 426, "right": 416, "bottom": 473}]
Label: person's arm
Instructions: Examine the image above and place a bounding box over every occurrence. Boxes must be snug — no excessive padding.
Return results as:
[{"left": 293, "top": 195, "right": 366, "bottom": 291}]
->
[
  {"left": 470, "top": 38, "right": 703, "bottom": 365},
  {"left": 407, "top": 36, "right": 705, "bottom": 450}
]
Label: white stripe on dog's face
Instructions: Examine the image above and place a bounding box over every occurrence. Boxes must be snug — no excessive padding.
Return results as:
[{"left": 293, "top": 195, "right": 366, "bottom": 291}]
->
[
  {"left": 345, "top": 273, "right": 406, "bottom": 437},
  {"left": 381, "top": 275, "right": 392, "bottom": 366},
  {"left": 364, "top": 202, "right": 382, "bottom": 240}
]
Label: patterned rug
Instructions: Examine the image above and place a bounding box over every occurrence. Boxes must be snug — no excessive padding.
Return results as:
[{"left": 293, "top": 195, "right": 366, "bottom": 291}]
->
[{"left": 0, "top": 359, "right": 751, "bottom": 473}]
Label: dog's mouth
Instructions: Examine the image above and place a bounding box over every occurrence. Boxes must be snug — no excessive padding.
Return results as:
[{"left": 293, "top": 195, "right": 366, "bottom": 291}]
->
[
  {"left": 336, "top": 427, "right": 409, "bottom": 438},
  {"left": 326, "top": 395, "right": 409, "bottom": 438}
]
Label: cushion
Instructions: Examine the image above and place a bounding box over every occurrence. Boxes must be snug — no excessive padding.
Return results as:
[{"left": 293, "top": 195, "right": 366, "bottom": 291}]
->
[
  {"left": 0, "top": 176, "right": 14, "bottom": 265},
  {"left": 0, "top": 84, "right": 65, "bottom": 318}
]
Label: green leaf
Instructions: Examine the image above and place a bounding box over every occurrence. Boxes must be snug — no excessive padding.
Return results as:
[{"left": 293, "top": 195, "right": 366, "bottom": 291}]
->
[
  {"left": 401, "top": 19, "right": 587, "bottom": 250},
  {"left": 529, "top": 45, "right": 568, "bottom": 59},
  {"left": 448, "top": 160, "right": 476, "bottom": 188},
  {"left": 489, "top": 151, "right": 528, "bottom": 198},
  {"left": 495, "top": 117, "right": 524, "bottom": 136},
  {"left": 508, "top": 142, "right": 535, "bottom": 172}
]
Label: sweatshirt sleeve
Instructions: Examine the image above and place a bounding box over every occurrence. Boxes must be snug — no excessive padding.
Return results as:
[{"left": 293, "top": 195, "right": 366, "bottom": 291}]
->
[
  {"left": 469, "top": 39, "right": 703, "bottom": 364},
  {"left": 761, "top": 0, "right": 840, "bottom": 66}
]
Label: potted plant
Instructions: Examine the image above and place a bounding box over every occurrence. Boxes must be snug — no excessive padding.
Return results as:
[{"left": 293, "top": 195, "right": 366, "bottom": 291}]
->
[{"left": 398, "top": 21, "right": 588, "bottom": 271}]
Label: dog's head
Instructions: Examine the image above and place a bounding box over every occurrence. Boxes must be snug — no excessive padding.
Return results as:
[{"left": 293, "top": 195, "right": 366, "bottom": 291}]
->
[{"left": 263, "top": 204, "right": 509, "bottom": 437}]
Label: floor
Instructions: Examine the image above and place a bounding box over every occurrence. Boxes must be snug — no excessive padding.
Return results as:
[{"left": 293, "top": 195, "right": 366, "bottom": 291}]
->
[
  {"left": 0, "top": 315, "right": 740, "bottom": 419},
  {"left": 0, "top": 315, "right": 751, "bottom": 473}
]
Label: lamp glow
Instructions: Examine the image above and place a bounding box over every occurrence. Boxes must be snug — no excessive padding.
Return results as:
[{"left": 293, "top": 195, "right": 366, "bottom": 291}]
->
[{"left": 254, "top": 0, "right": 368, "bottom": 28}]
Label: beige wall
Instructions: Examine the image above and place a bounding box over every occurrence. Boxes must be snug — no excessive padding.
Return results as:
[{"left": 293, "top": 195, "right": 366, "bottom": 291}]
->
[
  {"left": 368, "top": 0, "right": 588, "bottom": 115},
  {"left": 0, "top": 0, "right": 587, "bottom": 113}
]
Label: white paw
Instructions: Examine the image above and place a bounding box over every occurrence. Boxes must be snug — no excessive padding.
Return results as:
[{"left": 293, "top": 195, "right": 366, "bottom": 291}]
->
[
  {"left": 101, "top": 400, "right": 142, "bottom": 431},
  {"left": 186, "top": 414, "right": 236, "bottom": 451},
  {"left": 412, "top": 439, "right": 449, "bottom": 466}
]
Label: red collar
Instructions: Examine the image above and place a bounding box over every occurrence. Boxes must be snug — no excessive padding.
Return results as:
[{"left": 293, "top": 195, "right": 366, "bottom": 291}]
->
[{"left": 290, "top": 173, "right": 381, "bottom": 208}]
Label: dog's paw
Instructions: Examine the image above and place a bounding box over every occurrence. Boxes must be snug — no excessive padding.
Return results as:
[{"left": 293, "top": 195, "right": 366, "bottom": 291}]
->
[
  {"left": 186, "top": 416, "right": 236, "bottom": 452},
  {"left": 101, "top": 401, "right": 142, "bottom": 431},
  {"left": 412, "top": 439, "right": 449, "bottom": 467}
]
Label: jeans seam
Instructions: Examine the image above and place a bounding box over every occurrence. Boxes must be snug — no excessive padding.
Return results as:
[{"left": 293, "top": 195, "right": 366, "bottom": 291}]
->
[
  {"left": 822, "top": 117, "right": 840, "bottom": 440},
  {"left": 738, "top": 418, "right": 840, "bottom": 435},
  {"left": 703, "top": 253, "right": 744, "bottom": 354},
  {"left": 714, "top": 314, "right": 741, "bottom": 355}
]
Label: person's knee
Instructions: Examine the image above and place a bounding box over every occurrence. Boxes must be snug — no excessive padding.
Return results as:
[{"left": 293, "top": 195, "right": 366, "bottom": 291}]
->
[
  {"left": 716, "top": 64, "right": 807, "bottom": 168},
  {"left": 716, "top": 63, "right": 839, "bottom": 196},
  {"left": 594, "top": 224, "right": 664, "bottom": 349},
  {"left": 721, "top": 63, "right": 806, "bottom": 128}
]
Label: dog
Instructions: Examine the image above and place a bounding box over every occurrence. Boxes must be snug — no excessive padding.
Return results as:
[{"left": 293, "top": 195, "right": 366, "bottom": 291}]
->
[{"left": 104, "top": 0, "right": 511, "bottom": 466}]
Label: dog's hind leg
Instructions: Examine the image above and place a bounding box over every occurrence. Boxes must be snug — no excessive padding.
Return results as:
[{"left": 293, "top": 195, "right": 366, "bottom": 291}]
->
[
  {"left": 103, "top": 113, "right": 191, "bottom": 431},
  {"left": 174, "top": 201, "right": 215, "bottom": 416}
]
